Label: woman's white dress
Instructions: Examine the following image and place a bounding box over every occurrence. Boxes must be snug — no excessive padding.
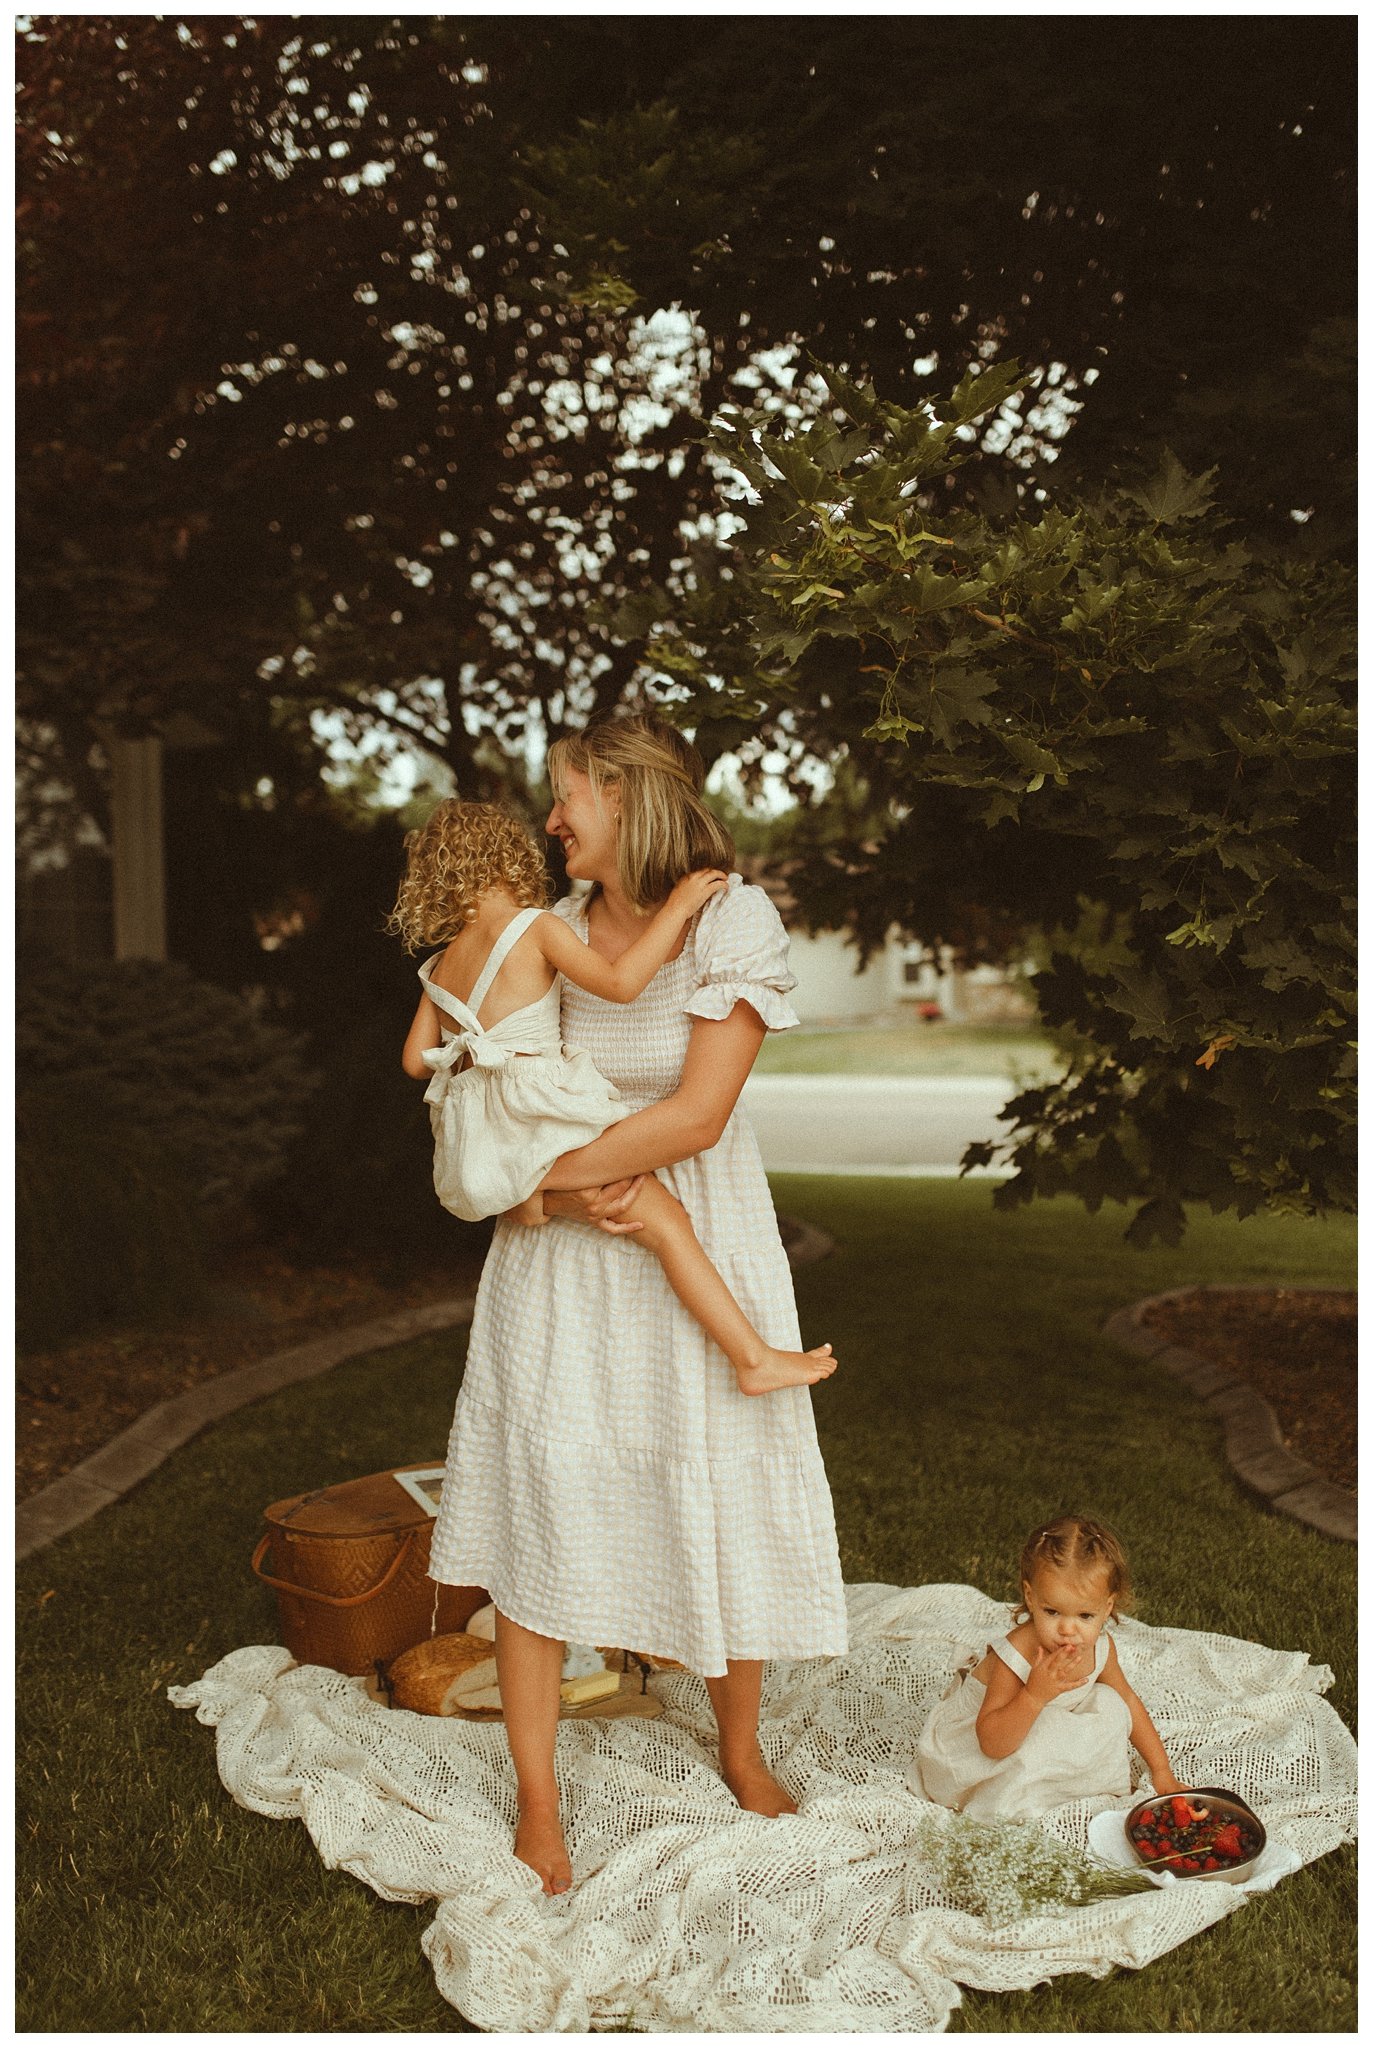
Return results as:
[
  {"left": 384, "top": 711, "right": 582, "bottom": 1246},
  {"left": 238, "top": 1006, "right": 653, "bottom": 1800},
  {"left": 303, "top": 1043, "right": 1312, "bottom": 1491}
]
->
[
  {"left": 913, "top": 1630, "right": 1133, "bottom": 1820},
  {"left": 427, "top": 874, "right": 850, "bottom": 1678}
]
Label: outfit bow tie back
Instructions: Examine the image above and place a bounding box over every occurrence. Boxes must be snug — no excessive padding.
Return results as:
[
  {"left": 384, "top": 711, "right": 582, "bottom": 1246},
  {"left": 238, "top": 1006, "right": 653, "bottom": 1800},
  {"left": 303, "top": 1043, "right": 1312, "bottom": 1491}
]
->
[{"left": 421, "top": 1031, "right": 512, "bottom": 1103}]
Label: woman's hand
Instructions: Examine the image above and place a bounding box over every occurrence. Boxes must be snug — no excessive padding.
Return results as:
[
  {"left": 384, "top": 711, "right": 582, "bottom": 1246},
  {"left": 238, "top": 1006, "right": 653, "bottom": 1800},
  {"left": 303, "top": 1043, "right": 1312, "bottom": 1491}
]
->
[{"left": 541, "top": 1178, "right": 647, "bottom": 1234}]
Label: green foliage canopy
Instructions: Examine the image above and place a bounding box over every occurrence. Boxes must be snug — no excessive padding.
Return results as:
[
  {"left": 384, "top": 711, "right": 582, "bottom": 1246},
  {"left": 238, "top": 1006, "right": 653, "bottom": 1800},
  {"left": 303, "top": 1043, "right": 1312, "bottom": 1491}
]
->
[
  {"left": 16, "top": 17, "right": 1353, "bottom": 848},
  {"left": 645, "top": 363, "right": 1354, "bottom": 1244}
]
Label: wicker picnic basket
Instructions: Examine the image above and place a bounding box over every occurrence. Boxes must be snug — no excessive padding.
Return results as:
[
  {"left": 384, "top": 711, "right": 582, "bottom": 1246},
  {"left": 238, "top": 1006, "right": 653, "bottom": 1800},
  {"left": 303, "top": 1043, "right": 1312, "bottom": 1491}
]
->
[{"left": 252, "top": 1464, "right": 487, "bottom": 1677}]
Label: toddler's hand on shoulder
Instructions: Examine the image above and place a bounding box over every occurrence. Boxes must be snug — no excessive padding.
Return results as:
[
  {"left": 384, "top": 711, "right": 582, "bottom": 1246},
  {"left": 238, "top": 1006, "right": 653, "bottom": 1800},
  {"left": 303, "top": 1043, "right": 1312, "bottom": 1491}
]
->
[{"left": 667, "top": 869, "right": 729, "bottom": 919}]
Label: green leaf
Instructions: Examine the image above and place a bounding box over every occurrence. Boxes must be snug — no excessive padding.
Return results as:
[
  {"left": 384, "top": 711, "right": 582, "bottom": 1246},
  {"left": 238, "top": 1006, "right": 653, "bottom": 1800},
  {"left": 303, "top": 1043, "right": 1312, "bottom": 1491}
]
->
[
  {"left": 1122, "top": 447, "right": 1219, "bottom": 526},
  {"left": 864, "top": 712, "right": 924, "bottom": 745},
  {"left": 1124, "top": 1196, "right": 1187, "bottom": 1249},
  {"left": 978, "top": 789, "right": 1022, "bottom": 828},
  {"left": 812, "top": 426, "right": 872, "bottom": 474},
  {"left": 1000, "top": 732, "right": 1066, "bottom": 786},
  {"left": 1102, "top": 967, "right": 1175, "bottom": 1042},
  {"left": 926, "top": 666, "right": 999, "bottom": 745}
]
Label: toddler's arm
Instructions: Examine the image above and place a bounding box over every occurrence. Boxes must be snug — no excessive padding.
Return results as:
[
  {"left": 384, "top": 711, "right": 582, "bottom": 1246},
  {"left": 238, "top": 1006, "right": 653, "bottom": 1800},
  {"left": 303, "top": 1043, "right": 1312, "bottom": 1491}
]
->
[
  {"left": 401, "top": 990, "right": 443, "bottom": 1078},
  {"left": 535, "top": 871, "right": 728, "bottom": 1004},
  {"left": 1099, "top": 1637, "right": 1183, "bottom": 1793},
  {"left": 974, "top": 1643, "right": 1090, "bottom": 1759}
]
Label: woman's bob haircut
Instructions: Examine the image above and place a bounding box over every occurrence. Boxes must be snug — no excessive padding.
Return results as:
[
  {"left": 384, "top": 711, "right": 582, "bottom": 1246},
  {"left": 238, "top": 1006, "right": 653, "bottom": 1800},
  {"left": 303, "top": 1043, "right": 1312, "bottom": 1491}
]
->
[{"left": 547, "top": 713, "right": 735, "bottom": 912}]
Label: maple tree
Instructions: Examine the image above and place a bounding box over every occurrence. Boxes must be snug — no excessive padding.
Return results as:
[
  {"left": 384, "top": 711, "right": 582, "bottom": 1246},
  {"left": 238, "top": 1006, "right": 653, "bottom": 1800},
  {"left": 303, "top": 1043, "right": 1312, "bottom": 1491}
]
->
[{"left": 640, "top": 361, "right": 1355, "bottom": 1242}]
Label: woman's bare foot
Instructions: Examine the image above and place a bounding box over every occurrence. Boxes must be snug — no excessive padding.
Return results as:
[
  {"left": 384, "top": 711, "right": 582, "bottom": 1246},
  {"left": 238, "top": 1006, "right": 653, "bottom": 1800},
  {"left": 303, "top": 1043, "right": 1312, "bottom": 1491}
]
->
[
  {"left": 721, "top": 1751, "right": 798, "bottom": 1817},
  {"left": 735, "top": 1343, "right": 837, "bottom": 1397},
  {"left": 514, "top": 1800, "right": 573, "bottom": 1895}
]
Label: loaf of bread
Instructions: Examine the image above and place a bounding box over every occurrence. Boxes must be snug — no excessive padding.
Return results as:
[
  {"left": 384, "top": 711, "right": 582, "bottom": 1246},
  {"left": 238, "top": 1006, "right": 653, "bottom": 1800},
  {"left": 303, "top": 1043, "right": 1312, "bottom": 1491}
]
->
[{"left": 387, "top": 1632, "right": 498, "bottom": 1715}]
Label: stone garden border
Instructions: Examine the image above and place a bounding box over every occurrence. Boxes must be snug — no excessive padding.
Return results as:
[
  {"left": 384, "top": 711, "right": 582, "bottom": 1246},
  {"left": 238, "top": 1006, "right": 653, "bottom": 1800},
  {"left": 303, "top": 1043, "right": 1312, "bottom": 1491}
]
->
[
  {"left": 1103, "top": 1284, "right": 1355, "bottom": 1544},
  {"left": 15, "top": 1217, "right": 837, "bottom": 1565}
]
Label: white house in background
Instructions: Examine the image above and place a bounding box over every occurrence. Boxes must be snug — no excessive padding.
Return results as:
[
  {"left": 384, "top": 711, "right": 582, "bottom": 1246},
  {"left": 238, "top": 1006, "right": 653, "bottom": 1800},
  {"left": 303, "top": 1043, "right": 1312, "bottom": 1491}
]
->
[
  {"left": 783, "top": 926, "right": 1036, "bottom": 1026},
  {"left": 737, "top": 859, "right": 1037, "bottom": 1028}
]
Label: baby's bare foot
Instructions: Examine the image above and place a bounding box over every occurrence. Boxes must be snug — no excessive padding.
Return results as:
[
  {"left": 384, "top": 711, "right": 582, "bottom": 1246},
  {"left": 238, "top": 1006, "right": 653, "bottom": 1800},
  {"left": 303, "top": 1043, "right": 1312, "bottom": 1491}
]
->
[
  {"left": 735, "top": 1343, "right": 837, "bottom": 1397},
  {"left": 514, "top": 1803, "right": 572, "bottom": 1895},
  {"left": 721, "top": 1752, "right": 798, "bottom": 1817}
]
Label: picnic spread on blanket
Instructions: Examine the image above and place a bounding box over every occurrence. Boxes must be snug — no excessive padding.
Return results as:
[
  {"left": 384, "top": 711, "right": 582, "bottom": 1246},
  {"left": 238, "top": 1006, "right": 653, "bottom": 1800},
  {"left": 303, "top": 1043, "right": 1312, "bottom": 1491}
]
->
[{"left": 169, "top": 1579, "right": 1356, "bottom": 2034}]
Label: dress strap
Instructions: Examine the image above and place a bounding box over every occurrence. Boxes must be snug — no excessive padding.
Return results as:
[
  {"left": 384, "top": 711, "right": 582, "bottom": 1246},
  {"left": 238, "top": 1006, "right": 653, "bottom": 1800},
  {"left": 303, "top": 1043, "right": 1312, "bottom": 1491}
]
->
[
  {"left": 465, "top": 906, "right": 544, "bottom": 1022},
  {"left": 991, "top": 1636, "right": 1034, "bottom": 1683}
]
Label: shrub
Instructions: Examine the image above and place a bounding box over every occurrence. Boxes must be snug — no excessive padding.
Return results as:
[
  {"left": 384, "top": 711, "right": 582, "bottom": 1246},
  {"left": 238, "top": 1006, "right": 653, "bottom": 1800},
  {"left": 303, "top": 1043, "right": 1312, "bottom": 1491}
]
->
[
  {"left": 16, "top": 954, "right": 317, "bottom": 1219},
  {"left": 16, "top": 1088, "right": 207, "bottom": 1350}
]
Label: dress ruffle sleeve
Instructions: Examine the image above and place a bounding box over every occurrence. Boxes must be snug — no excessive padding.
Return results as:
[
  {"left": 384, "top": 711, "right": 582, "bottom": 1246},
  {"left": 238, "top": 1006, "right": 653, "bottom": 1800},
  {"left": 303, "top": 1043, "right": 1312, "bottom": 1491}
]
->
[{"left": 684, "top": 874, "right": 800, "bottom": 1033}]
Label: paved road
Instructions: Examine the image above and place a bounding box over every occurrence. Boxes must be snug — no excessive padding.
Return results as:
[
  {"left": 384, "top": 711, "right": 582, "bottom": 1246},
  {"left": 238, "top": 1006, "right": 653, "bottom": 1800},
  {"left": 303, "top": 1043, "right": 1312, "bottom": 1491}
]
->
[{"left": 740, "top": 1073, "right": 1019, "bottom": 1174}]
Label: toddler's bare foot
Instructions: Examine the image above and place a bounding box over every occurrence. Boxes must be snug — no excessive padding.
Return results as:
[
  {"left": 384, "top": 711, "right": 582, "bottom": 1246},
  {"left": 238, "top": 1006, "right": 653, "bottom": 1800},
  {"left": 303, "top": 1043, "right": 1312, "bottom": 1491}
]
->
[
  {"left": 514, "top": 1801, "right": 572, "bottom": 1895},
  {"left": 735, "top": 1343, "right": 837, "bottom": 1397},
  {"left": 721, "top": 1751, "right": 798, "bottom": 1817}
]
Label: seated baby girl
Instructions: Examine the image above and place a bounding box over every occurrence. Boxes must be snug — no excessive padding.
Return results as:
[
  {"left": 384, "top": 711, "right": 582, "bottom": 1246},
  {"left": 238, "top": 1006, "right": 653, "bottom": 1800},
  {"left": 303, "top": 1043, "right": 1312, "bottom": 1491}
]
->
[{"left": 914, "top": 1513, "right": 1182, "bottom": 1821}]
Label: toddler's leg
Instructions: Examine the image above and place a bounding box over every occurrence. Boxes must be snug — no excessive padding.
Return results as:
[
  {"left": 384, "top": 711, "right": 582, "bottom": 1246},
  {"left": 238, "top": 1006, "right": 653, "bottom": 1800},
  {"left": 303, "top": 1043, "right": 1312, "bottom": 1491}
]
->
[{"left": 623, "top": 1177, "right": 837, "bottom": 1396}]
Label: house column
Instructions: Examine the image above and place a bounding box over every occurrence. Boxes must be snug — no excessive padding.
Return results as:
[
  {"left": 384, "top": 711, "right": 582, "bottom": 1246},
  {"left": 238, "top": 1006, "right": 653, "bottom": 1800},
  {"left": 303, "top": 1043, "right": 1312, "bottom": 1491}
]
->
[{"left": 109, "top": 733, "right": 167, "bottom": 961}]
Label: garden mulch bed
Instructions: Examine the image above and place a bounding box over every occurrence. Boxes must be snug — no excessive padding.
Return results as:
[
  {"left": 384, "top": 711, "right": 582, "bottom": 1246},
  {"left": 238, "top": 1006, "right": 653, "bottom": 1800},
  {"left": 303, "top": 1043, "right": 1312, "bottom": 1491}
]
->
[
  {"left": 16, "top": 1241, "right": 489, "bottom": 1505},
  {"left": 1140, "top": 1288, "right": 1357, "bottom": 1496},
  {"left": 17, "top": 1217, "right": 820, "bottom": 1508}
]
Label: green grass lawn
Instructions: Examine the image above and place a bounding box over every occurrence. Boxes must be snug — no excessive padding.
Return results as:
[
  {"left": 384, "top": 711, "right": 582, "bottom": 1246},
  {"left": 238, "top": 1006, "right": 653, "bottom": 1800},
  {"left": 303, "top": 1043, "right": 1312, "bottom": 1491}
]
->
[
  {"left": 17, "top": 1181, "right": 1355, "bottom": 2032},
  {"left": 754, "top": 1020, "right": 1063, "bottom": 1080}
]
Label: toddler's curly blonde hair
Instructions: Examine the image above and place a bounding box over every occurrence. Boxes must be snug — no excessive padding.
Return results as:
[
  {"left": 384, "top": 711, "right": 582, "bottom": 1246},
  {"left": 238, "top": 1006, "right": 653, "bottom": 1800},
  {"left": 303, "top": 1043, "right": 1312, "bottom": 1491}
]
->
[
  {"left": 1014, "top": 1513, "right": 1133, "bottom": 1617},
  {"left": 386, "top": 799, "right": 549, "bottom": 953}
]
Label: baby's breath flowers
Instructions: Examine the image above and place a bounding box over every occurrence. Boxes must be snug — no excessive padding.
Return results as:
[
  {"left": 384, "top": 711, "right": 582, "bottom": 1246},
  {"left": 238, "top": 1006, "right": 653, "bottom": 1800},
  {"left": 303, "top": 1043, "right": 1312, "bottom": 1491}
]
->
[{"left": 911, "top": 1810, "right": 1155, "bottom": 1929}]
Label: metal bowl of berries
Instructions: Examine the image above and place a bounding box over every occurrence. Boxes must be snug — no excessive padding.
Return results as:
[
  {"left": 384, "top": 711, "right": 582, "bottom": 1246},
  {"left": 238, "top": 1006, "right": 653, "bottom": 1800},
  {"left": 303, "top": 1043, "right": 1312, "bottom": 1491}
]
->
[{"left": 1124, "top": 1787, "right": 1267, "bottom": 1885}]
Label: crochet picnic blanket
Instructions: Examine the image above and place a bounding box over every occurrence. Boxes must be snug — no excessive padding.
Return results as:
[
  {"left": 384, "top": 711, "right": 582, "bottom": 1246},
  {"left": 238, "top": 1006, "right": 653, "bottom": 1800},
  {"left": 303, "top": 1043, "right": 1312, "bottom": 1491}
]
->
[{"left": 168, "top": 1582, "right": 1356, "bottom": 2033}]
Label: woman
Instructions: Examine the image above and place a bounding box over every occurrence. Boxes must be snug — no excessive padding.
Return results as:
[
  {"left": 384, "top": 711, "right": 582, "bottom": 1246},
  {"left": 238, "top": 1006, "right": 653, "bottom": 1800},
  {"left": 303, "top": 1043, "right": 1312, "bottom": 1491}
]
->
[{"left": 427, "top": 714, "right": 849, "bottom": 1895}]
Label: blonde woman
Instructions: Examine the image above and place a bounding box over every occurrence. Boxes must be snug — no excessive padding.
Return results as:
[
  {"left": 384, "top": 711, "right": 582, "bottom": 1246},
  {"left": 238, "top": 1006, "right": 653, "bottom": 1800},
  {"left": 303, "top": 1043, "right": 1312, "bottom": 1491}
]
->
[{"left": 425, "top": 713, "right": 850, "bottom": 1895}]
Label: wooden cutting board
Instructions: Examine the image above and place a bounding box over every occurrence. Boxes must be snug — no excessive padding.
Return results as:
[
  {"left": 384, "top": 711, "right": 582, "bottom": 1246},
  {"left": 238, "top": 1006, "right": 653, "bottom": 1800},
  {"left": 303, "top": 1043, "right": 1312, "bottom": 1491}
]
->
[
  {"left": 457, "top": 1674, "right": 665, "bottom": 1722},
  {"left": 363, "top": 1669, "right": 664, "bottom": 1722}
]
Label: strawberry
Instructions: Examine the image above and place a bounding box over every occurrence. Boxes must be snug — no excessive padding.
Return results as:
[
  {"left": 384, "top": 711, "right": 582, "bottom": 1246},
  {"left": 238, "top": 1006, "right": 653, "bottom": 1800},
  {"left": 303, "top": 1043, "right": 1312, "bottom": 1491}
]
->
[
  {"left": 1212, "top": 1822, "right": 1244, "bottom": 1861},
  {"left": 1170, "top": 1796, "right": 1191, "bottom": 1829},
  {"left": 1203, "top": 1857, "right": 1219, "bottom": 1871}
]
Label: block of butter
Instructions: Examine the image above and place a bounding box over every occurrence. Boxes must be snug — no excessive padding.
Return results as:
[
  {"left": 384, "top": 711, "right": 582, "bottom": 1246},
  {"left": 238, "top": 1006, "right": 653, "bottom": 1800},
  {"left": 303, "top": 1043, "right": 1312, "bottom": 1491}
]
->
[{"left": 559, "top": 1669, "right": 622, "bottom": 1707}]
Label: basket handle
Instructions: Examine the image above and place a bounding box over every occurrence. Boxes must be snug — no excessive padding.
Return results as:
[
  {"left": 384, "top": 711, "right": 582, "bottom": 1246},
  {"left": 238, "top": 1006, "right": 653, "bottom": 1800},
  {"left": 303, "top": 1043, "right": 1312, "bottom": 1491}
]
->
[{"left": 251, "top": 1529, "right": 417, "bottom": 1608}]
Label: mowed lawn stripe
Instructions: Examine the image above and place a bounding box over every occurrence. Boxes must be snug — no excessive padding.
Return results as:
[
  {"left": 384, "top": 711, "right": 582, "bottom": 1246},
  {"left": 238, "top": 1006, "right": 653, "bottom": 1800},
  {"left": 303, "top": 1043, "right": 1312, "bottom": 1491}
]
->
[{"left": 17, "top": 1179, "right": 1355, "bottom": 2032}]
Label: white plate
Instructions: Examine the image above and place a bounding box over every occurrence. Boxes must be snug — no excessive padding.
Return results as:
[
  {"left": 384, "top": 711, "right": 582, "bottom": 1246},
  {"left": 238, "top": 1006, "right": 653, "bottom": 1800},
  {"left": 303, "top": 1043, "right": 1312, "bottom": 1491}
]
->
[{"left": 1087, "top": 1805, "right": 1300, "bottom": 1894}]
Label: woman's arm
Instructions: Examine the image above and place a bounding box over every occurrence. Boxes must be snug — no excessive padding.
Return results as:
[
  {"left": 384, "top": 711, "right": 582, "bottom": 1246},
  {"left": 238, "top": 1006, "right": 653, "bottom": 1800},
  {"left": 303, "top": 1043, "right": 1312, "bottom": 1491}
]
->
[
  {"left": 538, "top": 1002, "right": 768, "bottom": 1192},
  {"left": 401, "top": 990, "right": 443, "bottom": 1079},
  {"left": 1099, "top": 1637, "right": 1182, "bottom": 1791},
  {"left": 535, "top": 873, "right": 726, "bottom": 1006}
]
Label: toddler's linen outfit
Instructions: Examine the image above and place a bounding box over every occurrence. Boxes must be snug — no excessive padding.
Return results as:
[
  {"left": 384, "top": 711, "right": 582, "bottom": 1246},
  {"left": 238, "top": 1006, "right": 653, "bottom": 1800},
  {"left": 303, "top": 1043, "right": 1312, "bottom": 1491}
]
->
[
  {"left": 418, "top": 904, "right": 631, "bottom": 1222},
  {"left": 426, "top": 875, "right": 850, "bottom": 1678},
  {"left": 914, "top": 1630, "right": 1133, "bottom": 1820}
]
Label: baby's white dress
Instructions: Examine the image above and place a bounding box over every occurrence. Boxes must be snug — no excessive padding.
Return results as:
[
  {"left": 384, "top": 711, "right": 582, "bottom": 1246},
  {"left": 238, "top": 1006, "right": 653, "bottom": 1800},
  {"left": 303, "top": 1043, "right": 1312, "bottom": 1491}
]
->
[
  {"left": 914, "top": 1630, "right": 1133, "bottom": 1821},
  {"left": 426, "top": 875, "right": 850, "bottom": 1678},
  {"left": 418, "top": 905, "right": 632, "bottom": 1223}
]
